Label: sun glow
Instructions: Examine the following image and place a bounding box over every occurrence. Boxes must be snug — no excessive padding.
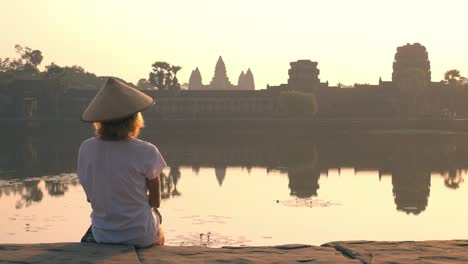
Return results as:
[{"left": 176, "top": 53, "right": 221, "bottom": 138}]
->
[{"left": 1, "top": 0, "right": 467, "bottom": 89}]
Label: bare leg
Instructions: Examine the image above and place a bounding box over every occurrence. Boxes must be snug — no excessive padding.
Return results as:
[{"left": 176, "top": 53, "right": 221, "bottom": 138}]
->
[{"left": 154, "top": 226, "right": 165, "bottom": 246}]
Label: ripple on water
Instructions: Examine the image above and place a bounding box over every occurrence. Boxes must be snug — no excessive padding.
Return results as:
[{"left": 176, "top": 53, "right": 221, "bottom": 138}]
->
[
  {"left": 5, "top": 214, "right": 67, "bottom": 234},
  {"left": 181, "top": 214, "right": 232, "bottom": 225},
  {"left": 171, "top": 231, "right": 252, "bottom": 247},
  {"left": 277, "top": 198, "right": 341, "bottom": 208}
]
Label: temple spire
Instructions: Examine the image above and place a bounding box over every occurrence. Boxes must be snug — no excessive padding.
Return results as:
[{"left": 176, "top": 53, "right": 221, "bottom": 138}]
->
[
  {"left": 215, "top": 166, "right": 226, "bottom": 186},
  {"left": 215, "top": 56, "right": 226, "bottom": 74},
  {"left": 210, "top": 56, "right": 232, "bottom": 90},
  {"left": 244, "top": 68, "right": 255, "bottom": 90},
  {"left": 238, "top": 71, "right": 245, "bottom": 89},
  {"left": 189, "top": 67, "right": 203, "bottom": 90}
]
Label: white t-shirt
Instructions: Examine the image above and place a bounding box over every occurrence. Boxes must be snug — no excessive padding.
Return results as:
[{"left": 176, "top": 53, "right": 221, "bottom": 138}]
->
[{"left": 77, "top": 137, "right": 167, "bottom": 247}]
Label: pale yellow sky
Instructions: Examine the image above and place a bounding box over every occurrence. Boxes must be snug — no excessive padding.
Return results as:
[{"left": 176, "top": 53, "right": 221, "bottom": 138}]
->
[{"left": 1, "top": 0, "right": 467, "bottom": 89}]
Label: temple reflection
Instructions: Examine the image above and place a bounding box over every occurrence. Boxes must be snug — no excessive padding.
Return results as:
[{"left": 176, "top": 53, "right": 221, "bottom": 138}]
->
[
  {"left": 44, "top": 180, "right": 70, "bottom": 197},
  {"left": 287, "top": 162, "right": 321, "bottom": 198},
  {"left": 391, "top": 164, "right": 430, "bottom": 215},
  {"left": 214, "top": 167, "right": 227, "bottom": 187},
  {"left": 443, "top": 169, "right": 465, "bottom": 189},
  {"left": 1, "top": 129, "right": 468, "bottom": 214},
  {"left": 160, "top": 167, "right": 182, "bottom": 200}
]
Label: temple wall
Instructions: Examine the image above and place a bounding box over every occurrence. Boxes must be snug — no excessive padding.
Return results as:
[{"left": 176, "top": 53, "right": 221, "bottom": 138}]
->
[
  {"left": 146, "top": 90, "right": 276, "bottom": 118},
  {"left": 4, "top": 79, "right": 468, "bottom": 120},
  {"left": 315, "top": 87, "right": 396, "bottom": 118}
]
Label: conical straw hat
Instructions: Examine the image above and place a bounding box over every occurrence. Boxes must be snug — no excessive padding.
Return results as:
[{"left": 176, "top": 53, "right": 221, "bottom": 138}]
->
[{"left": 81, "top": 78, "right": 154, "bottom": 122}]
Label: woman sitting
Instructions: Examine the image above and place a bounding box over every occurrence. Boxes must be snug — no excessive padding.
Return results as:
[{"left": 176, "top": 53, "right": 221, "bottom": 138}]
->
[{"left": 78, "top": 78, "right": 166, "bottom": 247}]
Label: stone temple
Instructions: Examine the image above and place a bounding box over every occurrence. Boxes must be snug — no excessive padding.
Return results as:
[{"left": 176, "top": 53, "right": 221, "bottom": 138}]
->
[
  {"left": 188, "top": 56, "right": 255, "bottom": 90},
  {"left": 3, "top": 43, "right": 468, "bottom": 120}
]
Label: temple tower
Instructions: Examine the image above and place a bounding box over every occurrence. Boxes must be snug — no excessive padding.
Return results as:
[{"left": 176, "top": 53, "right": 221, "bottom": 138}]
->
[
  {"left": 190, "top": 57, "right": 254, "bottom": 90},
  {"left": 188, "top": 67, "right": 203, "bottom": 90},
  {"left": 391, "top": 43, "right": 432, "bottom": 117},
  {"left": 287, "top": 60, "right": 320, "bottom": 92},
  {"left": 238, "top": 71, "right": 245, "bottom": 89},
  {"left": 210, "top": 56, "right": 232, "bottom": 90},
  {"left": 244, "top": 68, "right": 255, "bottom": 90},
  {"left": 392, "top": 43, "right": 431, "bottom": 91}
]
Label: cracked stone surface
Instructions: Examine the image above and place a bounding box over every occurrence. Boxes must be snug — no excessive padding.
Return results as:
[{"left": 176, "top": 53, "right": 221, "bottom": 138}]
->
[
  {"left": 322, "top": 240, "right": 468, "bottom": 264},
  {"left": 0, "top": 243, "right": 139, "bottom": 264},
  {"left": 136, "top": 244, "right": 360, "bottom": 263},
  {"left": 2, "top": 241, "right": 468, "bottom": 263}
]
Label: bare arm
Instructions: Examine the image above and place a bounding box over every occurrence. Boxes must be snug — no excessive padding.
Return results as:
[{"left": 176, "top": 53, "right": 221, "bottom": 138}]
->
[{"left": 148, "top": 176, "right": 161, "bottom": 208}]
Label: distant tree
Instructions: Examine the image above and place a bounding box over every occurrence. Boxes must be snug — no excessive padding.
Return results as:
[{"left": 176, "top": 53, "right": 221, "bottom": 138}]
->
[
  {"left": 444, "top": 69, "right": 460, "bottom": 82},
  {"left": 278, "top": 91, "right": 318, "bottom": 116},
  {"left": 444, "top": 69, "right": 465, "bottom": 87},
  {"left": 44, "top": 63, "right": 102, "bottom": 90},
  {"left": 0, "top": 44, "right": 43, "bottom": 79},
  {"left": 0, "top": 58, "right": 12, "bottom": 71},
  {"left": 148, "top": 61, "right": 181, "bottom": 90},
  {"left": 0, "top": 44, "right": 136, "bottom": 91},
  {"left": 137, "top": 78, "right": 151, "bottom": 90},
  {"left": 170, "top": 65, "right": 182, "bottom": 91},
  {"left": 149, "top": 61, "right": 169, "bottom": 90},
  {"left": 15, "top": 45, "right": 43, "bottom": 68},
  {"left": 45, "top": 62, "right": 64, "bottom": 78}
]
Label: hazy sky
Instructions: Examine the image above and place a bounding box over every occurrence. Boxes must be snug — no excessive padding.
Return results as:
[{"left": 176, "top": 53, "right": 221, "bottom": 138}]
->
[{"left": 1, "top": 0, "right": 467, "bottom": 89}]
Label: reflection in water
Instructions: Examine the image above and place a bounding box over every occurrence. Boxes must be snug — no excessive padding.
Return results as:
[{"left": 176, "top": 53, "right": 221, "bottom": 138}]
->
[
  {"left": 287, "top": 163, "right": 321, "bottom": 198},
  {"left": 160, "top": 166, "right": 182, "bottom": 200},
  {"left": 215, "top": 167, "right": 226, "bottom": 186},
  {"left": 0, "top": 180, "right": 42, "bottom": 208},
  {"left": 444, "top": 169, "right": 465, "bottom": 189},
  {"left": 192, "top": 165, "right": 201, "bottom": 175},
  {"left": 392, "top": 166, "right": 430, "bottom": 215},
  {"left": 286, "top": 147, "right": 319, "bottom": 198},
  {"left": 0, "top": 174, "right": 80, "bottom": 208},
  {"left": 0, "top": 128, "right": 467, "bottom": 215},
  {"left": 15, "top": 180, "right": 43, "bottom": 209},
  {"left": 45, "top": 180, "right": 68, "bottom": 197},
  {"left": 0, "top": 129, "right": 83, "bottom": 181}
]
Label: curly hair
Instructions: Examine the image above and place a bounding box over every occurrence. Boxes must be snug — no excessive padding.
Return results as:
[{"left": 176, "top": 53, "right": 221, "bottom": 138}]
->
[{"left": 93, "top": 112, "right": 145, "bottom": 140}]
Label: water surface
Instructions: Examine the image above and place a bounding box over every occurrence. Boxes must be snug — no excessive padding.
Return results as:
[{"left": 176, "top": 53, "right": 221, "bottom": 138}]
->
[{"left": 1, "top": 129, "right": 467, "bottom": 246}]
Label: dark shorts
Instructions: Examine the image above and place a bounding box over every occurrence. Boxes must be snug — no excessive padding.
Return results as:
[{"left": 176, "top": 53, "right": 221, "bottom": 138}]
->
[{"left": 80, "top": 225, "right": 96, "bottom": 243}]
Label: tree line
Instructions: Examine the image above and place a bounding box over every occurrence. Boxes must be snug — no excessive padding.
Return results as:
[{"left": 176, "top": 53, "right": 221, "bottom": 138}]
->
[
  {"left": 0, "top": 44, "right": 466, "bottom": 91},
  {"left": 0, "top": 44, "right": 181, "bottom": 91},
  {"left": 444, "top": 69, "right": 467, "bottom": 88}
]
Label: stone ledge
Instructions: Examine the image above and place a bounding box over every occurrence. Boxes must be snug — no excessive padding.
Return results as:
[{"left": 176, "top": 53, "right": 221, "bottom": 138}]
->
[
  {"left": 136, "top": 244, "right": 359, "bottom": 263},
  {"left": 322, "top": 240, "right": 468, "bottom": 264},
  {"left": 0, "top": 243, "right": 139, "bottom": 264},
  {"left": 1, "top": 240, "right": 468, "bottom": 263}
]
